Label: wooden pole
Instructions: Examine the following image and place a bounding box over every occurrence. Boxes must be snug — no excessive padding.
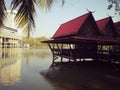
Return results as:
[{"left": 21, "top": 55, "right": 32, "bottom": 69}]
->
[
  {"left": 48, "top": 43, "right": 55, "bottom": 63},
  {"left": 61, "top": 44, "right": 63, "bottom": 62}
]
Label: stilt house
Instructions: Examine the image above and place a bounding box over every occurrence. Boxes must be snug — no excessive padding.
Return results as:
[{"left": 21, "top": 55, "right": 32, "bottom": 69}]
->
[{"left": 42, "top": 12, "right": 120, "bottom": 63}]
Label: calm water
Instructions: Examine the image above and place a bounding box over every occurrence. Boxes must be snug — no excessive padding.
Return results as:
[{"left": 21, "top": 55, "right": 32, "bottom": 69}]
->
[{"left": 0, "top": 48, "right": 120, "bottom": 90}]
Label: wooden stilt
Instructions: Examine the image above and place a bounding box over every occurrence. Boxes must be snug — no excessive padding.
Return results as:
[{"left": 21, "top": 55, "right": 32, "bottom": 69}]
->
[
  {"left": 48, "top": 43, "right": 55, "bottom": 63},
  {"left": 61, "top": 44, "right": 63, "bottom": 62}
]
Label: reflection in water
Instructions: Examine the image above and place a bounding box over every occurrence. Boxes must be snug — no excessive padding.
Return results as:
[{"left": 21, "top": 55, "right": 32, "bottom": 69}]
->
[
  {"left": 22, "top": 49, "right": 51, "bottom": 64},
  {"left": 0, "top": 48, "right": 22, "bottom": 85},
  {"left": 0, "top": 48, "right": 119, "bottom": 90},
  {"left": 22, "top": 49, "right": 51, "bottom": 58},
  {"left": 41, "top": 61, "right": 120, "bottom": 90}
]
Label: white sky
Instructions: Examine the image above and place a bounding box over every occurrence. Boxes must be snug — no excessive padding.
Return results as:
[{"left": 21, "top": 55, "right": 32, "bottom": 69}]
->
[{"left": 5, "top": 0, "right": 120, "bottom": 38}]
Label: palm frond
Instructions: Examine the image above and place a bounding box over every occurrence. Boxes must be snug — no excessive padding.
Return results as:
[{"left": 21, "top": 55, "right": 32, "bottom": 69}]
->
[
  {"left": 38, "top": 0, "right": 54, "bottom": 11},
  {"left": 38, "top": 0, "right": 64, "bottom": 11},
  {"left": 11, "top": 0, "right": 65, "bottom": 37},
  {"left": 23, "top": 24, "right": 32, "bottom": 38},
  {"left": 0, "top": 0, "right": 6, "bottom": 26},
  {"left": 16, "top": 15, "right": 28, "bottom": 28},
  {"left": 11, "top": 0, "right": 36, "bottom": 37}
]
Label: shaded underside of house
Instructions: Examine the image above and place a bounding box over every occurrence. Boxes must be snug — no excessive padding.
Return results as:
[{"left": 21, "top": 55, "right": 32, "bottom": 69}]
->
[
  {"left": 42, "top": 12, "right": 120, "bottom": 64},
  {"left": 42, "top": 37, "right": 120, "bottom": 63}
]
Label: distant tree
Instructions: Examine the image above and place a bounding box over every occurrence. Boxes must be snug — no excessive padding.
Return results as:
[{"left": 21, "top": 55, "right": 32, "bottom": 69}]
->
[
  {"left": 22, "top": 36, "right": 49, "bottom": 48},
  {"left": 108, "top": 0, "right": 120, "bottom": 15},
  {"left": 35, "top": 36, "right": 49, "bottom": 48},
  {"left": 22, "top": 37, "right": 34, "bottom": 47}
]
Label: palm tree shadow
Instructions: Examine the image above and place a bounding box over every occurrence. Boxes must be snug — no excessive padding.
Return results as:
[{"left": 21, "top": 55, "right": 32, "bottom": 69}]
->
[{"left": 40, "top": 61, "right": 120, "bottom": 90}]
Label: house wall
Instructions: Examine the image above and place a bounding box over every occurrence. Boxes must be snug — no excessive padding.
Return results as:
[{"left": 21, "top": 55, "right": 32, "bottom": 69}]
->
[
  {"left": 102, "top": 20, "right": 117, "bottom": 39},
  {"left": 78, "top": 15, "right": 100, "bottom": 38}
]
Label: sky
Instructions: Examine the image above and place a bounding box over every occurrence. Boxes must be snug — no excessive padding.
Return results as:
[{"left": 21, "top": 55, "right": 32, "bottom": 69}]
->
[{"left": 5, "top": 0, "right": 120, "bottom": 38}]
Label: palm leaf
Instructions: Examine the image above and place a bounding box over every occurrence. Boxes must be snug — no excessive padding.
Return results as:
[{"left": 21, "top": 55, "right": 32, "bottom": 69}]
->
[
  {"left": 0, "top": 0, "right": 6, "bottom": 26},
  {"left": 11, "top": 0, "right": 65, "bottom": 37},
  {"left": 11, "top": 0, "right": 36, "bottom": 37},
  {"left": 38, "top": 0, "right": 64, "bottom": 11},
  {"left": 23, "top": 24, "right": 32, "bottom": 38},
  {"left": 39, "top": 0, "right": 54, "bottom": 11}
]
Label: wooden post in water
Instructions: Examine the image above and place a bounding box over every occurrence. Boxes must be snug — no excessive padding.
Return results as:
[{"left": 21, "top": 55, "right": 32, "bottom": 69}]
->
[
  {"left": 48, "top": 43, "right": 55, "bottom": 63},
  {"left": 60, "top": 44, "right": 63, "bottom": 62}
]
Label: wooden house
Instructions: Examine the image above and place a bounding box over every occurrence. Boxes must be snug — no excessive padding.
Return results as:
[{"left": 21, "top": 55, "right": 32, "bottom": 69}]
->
[{"left": 42, "top": 12, "right": 120, "bottom": 63}]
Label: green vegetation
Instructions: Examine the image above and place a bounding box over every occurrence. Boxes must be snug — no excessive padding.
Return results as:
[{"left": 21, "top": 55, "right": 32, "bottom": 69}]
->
[{"left": 22, "top": 36, "right": 49, "bottom": 48}]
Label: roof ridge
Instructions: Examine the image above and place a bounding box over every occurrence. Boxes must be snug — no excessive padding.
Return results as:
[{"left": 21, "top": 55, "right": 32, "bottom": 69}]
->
[
  {"left": 96, "top": 17, "right": 111, "bottom": 22},
  {"left": 62, "top": 12, "right": 91, "bottom": 25}
]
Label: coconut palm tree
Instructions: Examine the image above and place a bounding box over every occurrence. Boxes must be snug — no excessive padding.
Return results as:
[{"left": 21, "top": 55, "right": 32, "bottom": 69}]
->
[{"left": 0, "top": 0, "right": 64, "bottom": 37}]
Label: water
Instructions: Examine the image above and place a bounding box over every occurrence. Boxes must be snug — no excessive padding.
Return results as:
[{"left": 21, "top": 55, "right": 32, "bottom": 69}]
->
[{"left": 0, "top": 48, "right": 120, "bottom": 90}]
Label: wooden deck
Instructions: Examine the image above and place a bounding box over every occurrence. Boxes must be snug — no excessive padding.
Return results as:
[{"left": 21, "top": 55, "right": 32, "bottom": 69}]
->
[
  {"left": 46, "top": 41, "right": 120, "bottom": 64},
  {"left": 42, "top": 36, "right": 120, "bottom": 64}
]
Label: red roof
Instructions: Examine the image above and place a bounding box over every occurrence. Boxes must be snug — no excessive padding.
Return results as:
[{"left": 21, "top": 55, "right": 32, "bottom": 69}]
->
[
  {"left": 96, "top": 17, "right": 111, "bottom": 32},
  {"left": 52, "top": 12, "right": 92, "bottom": 39}
]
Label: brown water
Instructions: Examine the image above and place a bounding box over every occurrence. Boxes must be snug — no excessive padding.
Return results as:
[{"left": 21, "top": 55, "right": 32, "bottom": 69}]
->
[{"left": 0, "top": 48, "right": 120, "bottom": 90}]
